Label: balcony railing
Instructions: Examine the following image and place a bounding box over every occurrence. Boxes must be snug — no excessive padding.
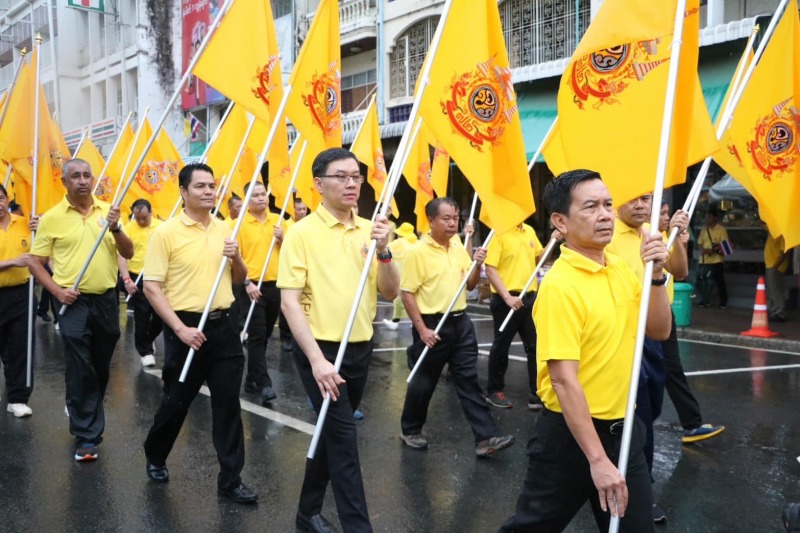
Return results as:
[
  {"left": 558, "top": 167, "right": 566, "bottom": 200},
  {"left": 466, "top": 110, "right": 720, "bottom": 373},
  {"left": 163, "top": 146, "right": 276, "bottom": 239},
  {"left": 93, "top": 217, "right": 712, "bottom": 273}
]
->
[
  {"left": 0, "top": 1, "right": 58, "bottom": 56},
  {"left": 340, "top": 0, "right": 376, "bottom": 35}
]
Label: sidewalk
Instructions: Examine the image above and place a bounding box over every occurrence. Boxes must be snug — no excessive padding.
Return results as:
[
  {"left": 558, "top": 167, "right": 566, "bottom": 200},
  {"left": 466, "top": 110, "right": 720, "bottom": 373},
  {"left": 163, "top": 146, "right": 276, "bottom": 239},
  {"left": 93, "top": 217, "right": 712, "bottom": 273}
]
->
[{"left": 465, "top": 302, "right": 800, "bottom": 353}]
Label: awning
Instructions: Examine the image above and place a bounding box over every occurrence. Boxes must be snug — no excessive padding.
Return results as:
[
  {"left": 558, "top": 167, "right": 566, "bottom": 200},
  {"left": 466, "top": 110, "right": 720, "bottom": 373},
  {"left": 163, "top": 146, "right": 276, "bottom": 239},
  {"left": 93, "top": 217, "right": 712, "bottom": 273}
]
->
[
  {"left": 698, "top": 53, "right": 740, "bottom": 123},
  {"left": 517, "top": 89, "right": 557, "bottom": 164},
  {"left": 709, "top": 174, "right": 752, "bottom": 201}
]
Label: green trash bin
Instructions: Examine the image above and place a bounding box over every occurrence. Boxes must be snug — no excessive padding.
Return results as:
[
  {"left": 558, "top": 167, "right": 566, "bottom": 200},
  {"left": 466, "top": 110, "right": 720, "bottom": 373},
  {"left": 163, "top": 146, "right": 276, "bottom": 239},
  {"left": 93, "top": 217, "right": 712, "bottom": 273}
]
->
[{"left": 672, "top": 282, "right": 693, "bottom": 327}]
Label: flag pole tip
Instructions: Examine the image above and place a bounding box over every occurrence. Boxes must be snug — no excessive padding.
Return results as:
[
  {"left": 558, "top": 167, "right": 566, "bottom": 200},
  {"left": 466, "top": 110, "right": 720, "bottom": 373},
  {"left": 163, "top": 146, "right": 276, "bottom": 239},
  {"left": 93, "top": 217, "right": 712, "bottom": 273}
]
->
[
  {"left": 20, "top": 47, "right": 27, "bottom": 55},
  {"left": 35, "top": 33, "right": 42, "bottom": 44}
]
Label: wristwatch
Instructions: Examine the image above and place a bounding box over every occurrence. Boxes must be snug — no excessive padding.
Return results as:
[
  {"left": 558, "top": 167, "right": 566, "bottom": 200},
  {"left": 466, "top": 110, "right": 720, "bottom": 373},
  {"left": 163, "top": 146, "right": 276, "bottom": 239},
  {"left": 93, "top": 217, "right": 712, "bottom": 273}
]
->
[
  {"left": 377, "top": 248, "right": 392, "bottom": 262},
  {"left": 243, "top": 279, "right": 252, "bottom": 286},
  {"left": 109, "top": 223, "right": 121, "bottom": 233},
  {"left": 652, "top": 275, "right": 668, "bottom": 286}
]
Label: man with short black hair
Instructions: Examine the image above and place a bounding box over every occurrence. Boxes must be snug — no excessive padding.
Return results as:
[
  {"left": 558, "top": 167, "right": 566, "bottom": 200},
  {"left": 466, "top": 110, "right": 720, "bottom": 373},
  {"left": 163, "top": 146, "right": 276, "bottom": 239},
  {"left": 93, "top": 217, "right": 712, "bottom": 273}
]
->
[
  {"left": 119, "top": 198, "right": 163, "bottom": 367},
  {"left": 28, "top": 158, "right": 134, "bottom": 461},
  {"left": 399, "top": 197, "right": 516, "bottom": 457},
  {"left": 227, "top": 193, "right": 243, "bottom": 221},
  {"left": 142, "top": 163, "right": 257, "bottom": 504},
  {"left": 500, "top": 169, "right": 671, "bottom": 532},
  {"left": 279, "top": 147, "right": 398, "bottom": 532},
  {"left": 293, "top": 196, "right": 308, "bottom": 221}
]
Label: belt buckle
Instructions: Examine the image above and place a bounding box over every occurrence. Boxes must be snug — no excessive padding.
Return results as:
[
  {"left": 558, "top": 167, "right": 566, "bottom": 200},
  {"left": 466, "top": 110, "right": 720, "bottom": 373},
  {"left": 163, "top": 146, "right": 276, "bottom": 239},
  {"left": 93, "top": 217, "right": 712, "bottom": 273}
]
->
[
  {"left": 208, "top": 310, "right": 222, "bottom": 321},
  {"left": 609, "top": 421, "right": 624, "bottom": 435}
]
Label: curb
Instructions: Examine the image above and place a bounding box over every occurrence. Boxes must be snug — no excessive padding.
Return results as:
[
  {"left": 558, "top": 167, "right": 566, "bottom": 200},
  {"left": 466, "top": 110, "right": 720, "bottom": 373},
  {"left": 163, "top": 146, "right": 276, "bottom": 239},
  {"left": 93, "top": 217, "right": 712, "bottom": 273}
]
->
[{"left": 466, "top": 302, "right": 800, "bottom": 354}]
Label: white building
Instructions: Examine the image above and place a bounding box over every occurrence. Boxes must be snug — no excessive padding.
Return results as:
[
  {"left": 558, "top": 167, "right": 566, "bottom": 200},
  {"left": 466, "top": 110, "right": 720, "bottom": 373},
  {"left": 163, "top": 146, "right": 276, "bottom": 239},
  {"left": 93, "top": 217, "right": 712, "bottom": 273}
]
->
[{"left": 0, "top": 0, "right": 184, "bottom": 156}]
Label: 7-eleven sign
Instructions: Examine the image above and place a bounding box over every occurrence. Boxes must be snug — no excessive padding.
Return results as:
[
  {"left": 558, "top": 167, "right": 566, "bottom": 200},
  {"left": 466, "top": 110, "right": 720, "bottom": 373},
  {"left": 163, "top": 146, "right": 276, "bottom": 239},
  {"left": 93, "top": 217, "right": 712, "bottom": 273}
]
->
[{"left": 66, "top": 0, "right": 105, "bottom": 12}]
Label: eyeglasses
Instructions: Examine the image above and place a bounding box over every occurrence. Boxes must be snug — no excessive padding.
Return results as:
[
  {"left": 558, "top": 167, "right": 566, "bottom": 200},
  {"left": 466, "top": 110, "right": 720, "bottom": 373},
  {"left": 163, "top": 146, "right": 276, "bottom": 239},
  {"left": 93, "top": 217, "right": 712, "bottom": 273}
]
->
[{"left": 317, "top": 174, "right": 365, "bottom": 184}]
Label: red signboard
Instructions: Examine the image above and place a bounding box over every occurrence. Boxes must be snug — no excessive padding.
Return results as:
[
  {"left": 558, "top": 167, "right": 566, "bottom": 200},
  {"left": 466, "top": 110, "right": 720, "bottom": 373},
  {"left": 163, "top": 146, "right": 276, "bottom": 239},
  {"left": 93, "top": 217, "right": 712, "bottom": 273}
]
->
[{"left": 181, "top": 0, "right": 224, "bottom": 110}]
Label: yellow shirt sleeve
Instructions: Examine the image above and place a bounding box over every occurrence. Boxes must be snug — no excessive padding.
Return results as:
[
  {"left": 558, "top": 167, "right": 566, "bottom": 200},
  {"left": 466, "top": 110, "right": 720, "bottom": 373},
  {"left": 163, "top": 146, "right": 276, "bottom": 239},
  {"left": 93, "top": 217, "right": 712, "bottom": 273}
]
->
[
  {"left": 535, "top": 281, "right": 584, "bottom": 362},
  {"left": 276, "top": 226, "right": 307, "bottom": 290},
  {"left": 400, "top": 245, "right": 425, "bottom": 294},
  {"left": 29, "top": 213, "right": 54, "bottom": 258},
  {"left": 143, "top": 229, "right": 170, "bottom": 282},
  {"left": 484, "top": 235, "right": 503, "bottom": 268}
]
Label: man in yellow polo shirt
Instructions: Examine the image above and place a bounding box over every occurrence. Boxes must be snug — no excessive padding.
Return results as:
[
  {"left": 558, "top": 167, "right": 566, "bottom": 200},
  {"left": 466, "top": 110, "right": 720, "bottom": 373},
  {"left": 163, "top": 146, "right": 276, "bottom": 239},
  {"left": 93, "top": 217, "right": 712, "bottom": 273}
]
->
[
  {"left": 141, "top": 163, "right": 257, "bottom": 503},
  {"left": 696, "top": 208, "right": 729, "bottom": 308},
  {"left": 118, "top": 199, "right": 163, "bottom": 368},
  {"left": 764, "top": 230, "right": 790, "bottom": 322},
  {"left": 238, "top": 180, "right": 284, "bottom": 405},
  {"left": 484, "top": 222, "right": 558, "bottom": 411},
  {"left": 500, "top": 170, "right": 671, "bottom": 532},
  {"left": 0, "top": 183, "right": 34, "bottom": 418},
  {"left": 399, "top": 197, "right": 515, "bottom": 457},
  {"left": 28, "top": 159, "right": 134, "bottom": 462},
  {"left": 278, "top": 148, "right": 398, "bottom": 532}
]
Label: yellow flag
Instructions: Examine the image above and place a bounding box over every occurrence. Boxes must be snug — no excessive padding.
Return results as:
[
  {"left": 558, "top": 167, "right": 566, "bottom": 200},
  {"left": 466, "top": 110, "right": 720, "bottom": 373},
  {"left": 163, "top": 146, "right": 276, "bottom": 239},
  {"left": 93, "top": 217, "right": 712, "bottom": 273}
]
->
[
  {"left": 350, "top": 98, "right": 399, "bottom": 217},
  {"left": 417, "top": 0, "right": 533, "bottom": 234},
  {"left": 97, "top": 123, "right": 134, "bottom": 203},
  {"left": 726, "top": 2, "right": 800, "bottom": 246},
  {"left": 403, "top": 124, "right": 434, "bottom": 233},
  {"left": 286, "top": 0, "right": 341, "bottom": 201},
  {"left": 713, "top": 42, "right": 756, "bottom": 202},
  {"left": 430, "top": 141, "right": 450, "bottom": 199},
  {"left": 0, "top": 51, "right": 70, "bottom": 215},
  {"left": 120, "top": 119, "right": 183, "bottom": 219},
  {"left": 193, "top": 0, "right": 279, "bottom": 126},
  {"left": 554, "top": 0, "right": 718, "bottom": 206},
  {"left": 75, "top": 136, "right": 106, "bottom": 184},
  {"left": 206, "top": 106, "right": 255, "bottom": 198}
]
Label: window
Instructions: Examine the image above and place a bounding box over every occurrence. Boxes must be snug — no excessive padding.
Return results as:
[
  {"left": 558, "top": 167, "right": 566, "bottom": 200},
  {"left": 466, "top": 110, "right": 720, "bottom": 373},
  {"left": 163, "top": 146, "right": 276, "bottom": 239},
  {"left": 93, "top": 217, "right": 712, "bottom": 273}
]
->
[
  {"left": 341, "top": 69, "right": 376, "bottom": 113},
  {"left": 389, "top": 16, "right": 439, "bottom": 100},
  {"left": 499, "top": 0, "right": 590, "bottom": 67},
  {"left": 272, "top": 0, "right": 292, "bottom": 19}
]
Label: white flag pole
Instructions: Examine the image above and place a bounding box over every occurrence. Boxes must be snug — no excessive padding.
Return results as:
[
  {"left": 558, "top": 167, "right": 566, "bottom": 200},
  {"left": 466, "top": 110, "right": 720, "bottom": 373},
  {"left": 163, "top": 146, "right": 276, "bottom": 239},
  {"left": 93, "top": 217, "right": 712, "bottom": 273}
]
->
[
  {"left": 71, "top": 129, "right": 89, "bottom": 159},
  {"left": 25, "top": 35, "right": 43, "bottom": 387},
  {"left": 370, "top": 118, "right": 422, "bottom": 224},
  {"left": 609, "top": 0, "right": 688, "bottom": 529},
  {"left": 212, "top": 115, "right": 255, "bottom": 216},
  {"left": 306, "top": 0, "right": 459, "bottom": 461},
  {"left": 498, "top": 235, "right": 557, "bottom": 332},
  {"left": 406, "top": 230, "right": 495, "bottom": 384},
  {"left": 90, "top": 111, "right": 133, "bottom": 195},
  {"left": 178, "top": 85, "right": 294, "bottom": 383},
  {"left": 60, "top": 0, "right": 239, "bottom": 315},
  {"left": 110, "top": 107, "right": 150, "bottom": 206},
  {"left": 240, "top": 140, "right": 308, "bottom": 341}
]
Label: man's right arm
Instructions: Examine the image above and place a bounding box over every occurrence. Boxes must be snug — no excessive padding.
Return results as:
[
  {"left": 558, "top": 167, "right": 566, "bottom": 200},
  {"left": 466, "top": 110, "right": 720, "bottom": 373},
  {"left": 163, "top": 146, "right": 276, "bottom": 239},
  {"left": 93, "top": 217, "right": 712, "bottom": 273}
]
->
[
  {"left": 548, "top": 359, "right": 629, "bottom": 518},
  {"left": 143, "top": 280, "right": 206, "bottom": 351},
  {"left": 485, "top": 265, "right": 523, "bottom": 311},
  {"left": 28, "top": 255, "right": 79, "bottom": 305},
  {"left": 280, "top": 288, "right": 346, "bottom": 400},
  {"left": 402, "top": 290, "right": 438, "bottom": 348}
]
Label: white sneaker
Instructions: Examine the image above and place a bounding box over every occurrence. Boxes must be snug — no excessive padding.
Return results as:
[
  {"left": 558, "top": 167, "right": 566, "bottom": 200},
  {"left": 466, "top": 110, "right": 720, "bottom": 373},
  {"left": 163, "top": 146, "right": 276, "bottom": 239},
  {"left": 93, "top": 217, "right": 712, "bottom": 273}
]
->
[
  {"left": 382, "top": 319, "right": 399, "bottom": 331},
  {"left": 152, "top": 342, "right": 157, "bottom": 356},
  {"left": 64, "top": 405, "right": 69, "bottom": 417},
  {"left": 141, "top": 354, "right": 156, "bottom": 367},
  {"left": 55, "top": 323, "right": 60, "bottom": 332},
  {"left": 7, "top": 403, "right": 32, "bottom": 418}
]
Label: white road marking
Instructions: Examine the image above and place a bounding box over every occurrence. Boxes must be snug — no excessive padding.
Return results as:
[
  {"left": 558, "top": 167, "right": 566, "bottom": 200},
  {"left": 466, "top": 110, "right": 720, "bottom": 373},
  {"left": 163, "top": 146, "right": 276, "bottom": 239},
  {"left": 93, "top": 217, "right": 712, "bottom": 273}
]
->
[
  {"left": 143, "top": 369, "right": 316, "bottom": 435},
  {"left": 679, "top": 338, "right": 800, "bottom": 357},
  {"left": 684, "top": 364, "right": 800, "bottom": 376}
]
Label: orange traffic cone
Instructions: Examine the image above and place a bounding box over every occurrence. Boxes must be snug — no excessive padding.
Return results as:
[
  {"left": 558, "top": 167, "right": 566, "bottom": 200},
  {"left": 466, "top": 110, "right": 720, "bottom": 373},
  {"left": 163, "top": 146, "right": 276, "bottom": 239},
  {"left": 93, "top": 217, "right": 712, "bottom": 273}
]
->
[{"left": 741, "top": 276, "right": 779, "bottom": 338}]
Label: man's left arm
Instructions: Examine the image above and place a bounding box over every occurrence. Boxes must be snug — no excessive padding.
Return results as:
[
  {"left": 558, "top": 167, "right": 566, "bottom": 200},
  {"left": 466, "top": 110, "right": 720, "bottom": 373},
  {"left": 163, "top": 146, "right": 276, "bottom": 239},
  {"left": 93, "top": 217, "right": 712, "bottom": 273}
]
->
[
  {"left": 642, "top": 233, "right": 672, "bottom": 340},
  {"left": 665, "top": 210, "right": 689, "bottom": 279},
  {"left": 373, "top": 215, "right": 399, "bottom": 300},
  {"left": 223, "top": 238, "right": 248, "bottom": 285},
  {"left": 107, "top": 206, "right": 134, "bottom": 259},
  {"left": 466, "top": 247, "right": 486, "bottom": 290}
]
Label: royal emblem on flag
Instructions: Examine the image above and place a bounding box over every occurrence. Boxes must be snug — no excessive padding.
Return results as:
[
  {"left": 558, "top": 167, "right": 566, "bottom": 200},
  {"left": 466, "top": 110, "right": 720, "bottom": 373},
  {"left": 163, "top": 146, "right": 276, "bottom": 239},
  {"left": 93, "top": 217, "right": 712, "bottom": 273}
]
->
[
  {"left": 301, "top": 62, "right": 341, "bottom": 141},
  {"left": 135, "top": 161, "right": 179, "bottom": 195},
  {"left": 569, "top": 39, "right": 666, "bottom": 110},
  {"left": 417, "top": 161, "right": 433, "bottom": 197},
  {"left": 252, "top": 56, "right": 281, "bottom": 108},
  {"left": 746, "top": 98, "right": 800, "bottom": 180},
  {"left": 440, "top": 55, "right": 517, "bottom": 151},
  {"left": 95, "top": 175, "right": 112, "bottom": 199},
  {"left": 373, "top": 149, "right": 387, "bottom": 185}
]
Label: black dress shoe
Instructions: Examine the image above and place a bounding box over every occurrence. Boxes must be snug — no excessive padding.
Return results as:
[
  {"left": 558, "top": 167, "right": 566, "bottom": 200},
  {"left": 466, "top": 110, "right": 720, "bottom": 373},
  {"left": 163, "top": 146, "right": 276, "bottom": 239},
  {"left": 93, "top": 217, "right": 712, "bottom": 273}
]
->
[
  {"left": 37, "top": 312, "right": 52, "bottom": 323},
  {"left": 146, "top": 461, "right": 169, "bottom": 483},
  {"left": 218, "top": 482, "right": 258, "bottom": 504},
  {"left": 243, "top": 381, "right": 259, "bottom": 394},
  {"left": 295, "top": 512, "right": 336, "bottom": 533},
  {"left": 261, "top": 386, "right": 277, "bottom": 404}
]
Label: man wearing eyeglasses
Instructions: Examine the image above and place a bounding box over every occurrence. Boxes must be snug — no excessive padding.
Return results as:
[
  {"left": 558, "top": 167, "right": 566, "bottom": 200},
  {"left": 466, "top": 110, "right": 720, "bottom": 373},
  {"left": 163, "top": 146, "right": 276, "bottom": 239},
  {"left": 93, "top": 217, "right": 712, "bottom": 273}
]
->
[{"left": 278, "top": 147, "right": 398, "bottom": 533}]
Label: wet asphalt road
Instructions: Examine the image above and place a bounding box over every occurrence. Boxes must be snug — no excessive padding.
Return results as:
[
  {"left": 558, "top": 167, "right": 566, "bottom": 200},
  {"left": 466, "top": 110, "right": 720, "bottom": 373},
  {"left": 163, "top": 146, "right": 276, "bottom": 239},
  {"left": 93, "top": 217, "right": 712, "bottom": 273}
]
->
[{"left": 1, "top": 302, "right": 799, "bottom": 533}]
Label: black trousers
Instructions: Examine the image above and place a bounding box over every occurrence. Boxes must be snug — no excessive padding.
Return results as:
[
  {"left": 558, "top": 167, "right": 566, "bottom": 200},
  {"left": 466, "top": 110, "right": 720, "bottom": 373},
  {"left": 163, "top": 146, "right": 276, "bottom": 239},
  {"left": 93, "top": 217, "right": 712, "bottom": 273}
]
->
[
  {"left": 36, "top": 265, "right": 58, "bottom": 320},
  {"left": 293, "top": 339, "right": 372, "bottom": 533},
  {"left": 128, "top": 272, "right": 163, "bottom": 357},
  {"left": 143, "top": 309, "right": 246, "bottom": 491},
  {"left": 244, "top": 282, "right": 280, "bottom": 388},
  {"left": 59, "top": 289, "right": 120, "bottom": 445},
  {"left": 401, "top": 313, "right": 497, "bottom": 442},
  {"left": 499, "top": 409, "right": 654, "bottom": 533},
  {"left": 698, "top": 263, "right": 727, "bottom": 307},
  {"left": 488, "top": 292, "right": 537, "bottom": 394},
  {"left": 662, "top": 312, "right": 703, "bottom": 430},
  {"left": 0, "top": 284, "right": 33, "bottom": 404}
]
